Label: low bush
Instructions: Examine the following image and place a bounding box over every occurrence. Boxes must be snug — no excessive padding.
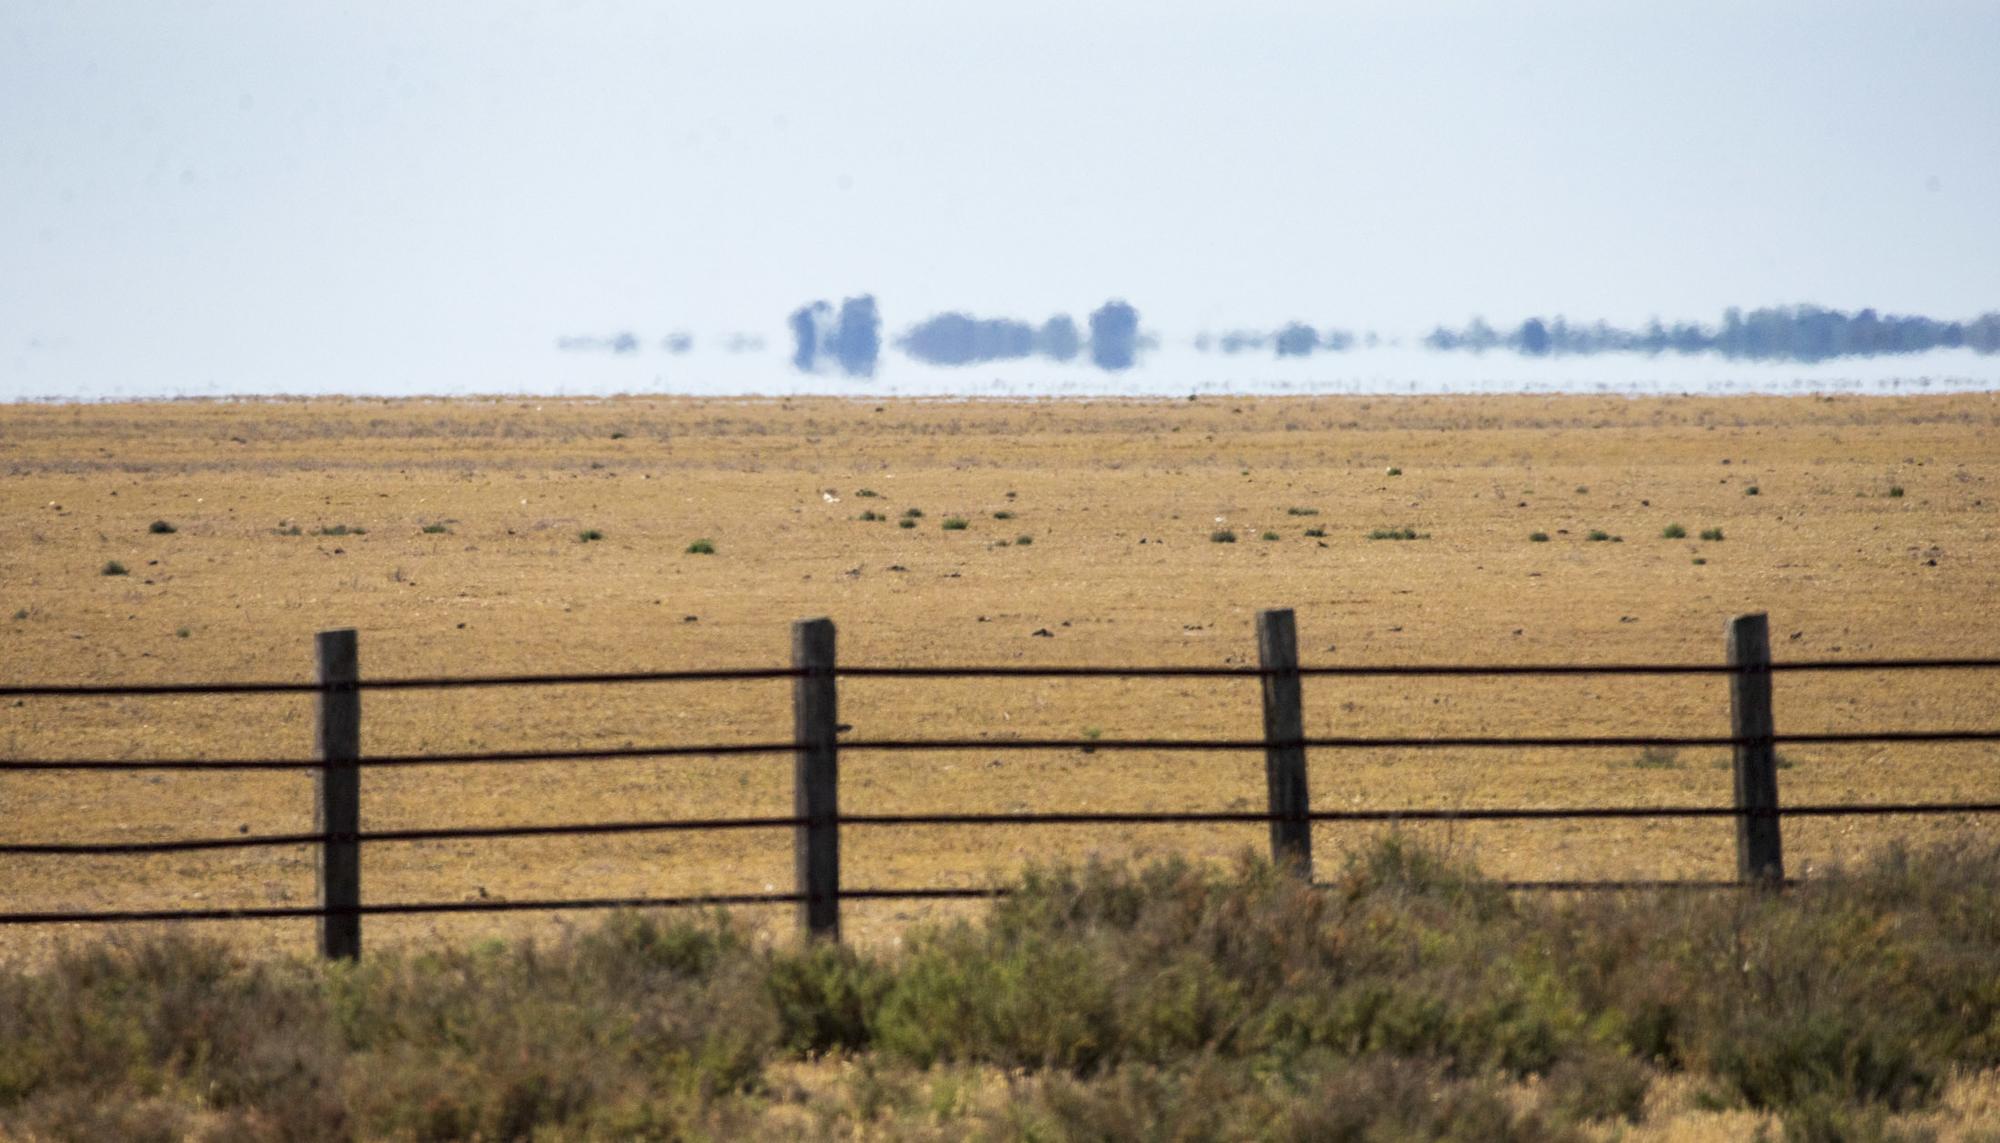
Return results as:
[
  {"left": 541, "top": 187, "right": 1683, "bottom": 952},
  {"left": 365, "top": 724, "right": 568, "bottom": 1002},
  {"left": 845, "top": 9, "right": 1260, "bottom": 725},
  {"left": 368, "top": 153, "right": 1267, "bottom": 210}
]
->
[
  {"left": 1210, "top": 530, "right": 1237, "bottom": 543},
  {"left": 1367, "top": 527, "right": 1423, "bottom": 541},
  {"left": 685, "top": 539, "right": 716, "bottom": 554},
  {"left": 100, "top": 560, "right": 128, "bottom": 576},
  {"left": 147, "top": 520, "right": 176, "bottom": 534},
  {"left": 942, "top": 517, "right": 970, "bottom": 531},
  {"left": 1662, "top": 523, "right": 1687, "bottom": 539},
  {"left": 1700, "top": 527, "right": 1725, "bottom": 541},
  {"left": 4, "top": 840, "right": 1998, "bottom": 1136}
]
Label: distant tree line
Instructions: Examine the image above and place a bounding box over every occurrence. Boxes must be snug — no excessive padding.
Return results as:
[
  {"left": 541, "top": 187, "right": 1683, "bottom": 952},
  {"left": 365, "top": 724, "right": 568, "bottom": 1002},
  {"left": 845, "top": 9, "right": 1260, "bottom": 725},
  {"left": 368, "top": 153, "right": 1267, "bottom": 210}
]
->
[
  {"left": 821, "top": 299, "right": 1141, "bottom": 373},
  {"left": 1195, "top": 324, "right": 1359, "bottom": 357},
  {"left": 1425, "top": 306, "right": 2000, "bottom": 362},
  {"left": 790, "top": 296, "right": 882, "bottom": 376}
]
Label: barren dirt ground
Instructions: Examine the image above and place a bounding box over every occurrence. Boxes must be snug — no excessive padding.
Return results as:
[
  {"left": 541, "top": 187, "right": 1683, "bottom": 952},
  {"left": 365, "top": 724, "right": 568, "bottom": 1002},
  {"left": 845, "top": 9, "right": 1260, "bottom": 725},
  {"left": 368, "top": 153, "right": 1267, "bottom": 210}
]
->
[{"left": 2, "top": 393, "right": 1996, "bottom": 960}]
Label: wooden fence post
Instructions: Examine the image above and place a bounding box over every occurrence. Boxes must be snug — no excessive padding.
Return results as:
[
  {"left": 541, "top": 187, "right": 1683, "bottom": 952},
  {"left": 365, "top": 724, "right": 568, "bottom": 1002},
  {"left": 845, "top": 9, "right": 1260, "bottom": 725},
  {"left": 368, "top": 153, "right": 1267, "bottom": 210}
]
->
[
  {"left": 315, "top": 628, "right": 362, "bottom": 960},
  {"left": 793, "top": 618, "right": 841, "bottom": 941},
  {"left": 1727, "top": 612, "right": 1784, "bottom": 885},
  {"left": 1257, "top": 608, "right": 1312, "bottom": 875}
]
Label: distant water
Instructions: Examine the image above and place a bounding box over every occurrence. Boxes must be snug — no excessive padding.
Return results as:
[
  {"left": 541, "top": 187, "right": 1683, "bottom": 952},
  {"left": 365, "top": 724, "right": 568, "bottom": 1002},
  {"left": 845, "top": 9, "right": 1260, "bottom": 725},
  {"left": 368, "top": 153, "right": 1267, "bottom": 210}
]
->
[{"left": 7, "top": 344, "right": 2000, "bottom": 402}]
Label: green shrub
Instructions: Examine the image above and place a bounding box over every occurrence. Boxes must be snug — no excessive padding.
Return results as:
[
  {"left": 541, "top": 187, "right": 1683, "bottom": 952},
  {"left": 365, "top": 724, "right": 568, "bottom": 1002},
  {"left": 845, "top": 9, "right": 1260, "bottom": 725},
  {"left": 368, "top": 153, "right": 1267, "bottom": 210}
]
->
[
  {"left": 858, "top": 510, "right": 884, "bottom": 522},
  {"left": 421, "top": 523, "right": 450, "bottom": 534},
  {"left": 902, "top": 507, "right": 923, "bottom": 519},
  {"left": 578, "top": 529, "right": 604, "bottom": 542},
  {"left": 100, "top": 561, "right": 127, "bottom": 576},
  {"left": 1530, "top": 532, "right": 1550, "bottom": 542},
  {"left": 854, "top": 488, "right": 880, "bottom": 498},
  {"left": 1303, "top": 527, "right": 1327, "bottom": 538},
  {"left": 1015, "top": 535, "right": 1033, "bottom": 546},
  {"left": 1745, "top": 485, "right": 1760, "bottom": 496},
  {"left": 1587, "top": 530, "right": 1612, "bottom": 542},
  {"left": 1888, "top": 486, "right": 1904, "bottom": 498},
  {"left": 1367, "top": 527, "right": 1423, "bottom": 541},
  {"left": 147, "top": 520, "right": 176, "bottom": 534},
  {"left": 1700, "top": 527, "right": 1725, "bottom": 541},
  {"left": 175, "top": 627, "right": 190, "bottom": 639},
  {"left": 899, "top": 518, "right": 917, "bottom": 529},
  {"left": 993, "top": 510, "right": 1014, "bottom": 520},
  {"left": 1260, "top": 531, "right": 1279, "bottom": 542},
  {"left": 942, "top": 518, "right": 970, "bottom": 531},
  {"left": 274, "top": 524, "right": 303, "bottom": 536},
  {"left": 1662, "top": 523, "right": 1687, "bottom": 539},
  {"left": 1693, "top": 557, "right": 1707, "bottom": 565},
  {"left": 1386, "top": 467, "right": 1402, "bottom": 476},
  {"left": 685, "top": 538, "right": 715, "bottom": 554},
  {"left": 1210, "top": 530, "right": 1237, "bottom": 544},
  {"left": 314, "top": 524, "right": 365, "bottom": 536},
  {"left": 1286, "top": 507, "right": 1319, "bottom": 516}
]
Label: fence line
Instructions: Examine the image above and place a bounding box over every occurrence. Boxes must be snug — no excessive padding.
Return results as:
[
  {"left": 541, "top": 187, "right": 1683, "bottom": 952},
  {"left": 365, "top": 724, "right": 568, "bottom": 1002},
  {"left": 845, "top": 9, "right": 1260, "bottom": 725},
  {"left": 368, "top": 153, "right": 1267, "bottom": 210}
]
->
[
  {"left": 5, "top": 655, "right": 1999, "bottom": 698},
  {"left": 2, "top": 610, "right": 1996, "bottom": 956}
]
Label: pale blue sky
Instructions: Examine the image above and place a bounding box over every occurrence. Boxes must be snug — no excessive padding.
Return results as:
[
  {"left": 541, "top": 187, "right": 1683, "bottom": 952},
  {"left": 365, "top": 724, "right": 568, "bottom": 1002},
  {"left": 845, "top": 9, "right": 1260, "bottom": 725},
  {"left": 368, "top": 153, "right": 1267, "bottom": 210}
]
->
[{"left": 5, "top": 1, "right": 1998, "bottom": 397}]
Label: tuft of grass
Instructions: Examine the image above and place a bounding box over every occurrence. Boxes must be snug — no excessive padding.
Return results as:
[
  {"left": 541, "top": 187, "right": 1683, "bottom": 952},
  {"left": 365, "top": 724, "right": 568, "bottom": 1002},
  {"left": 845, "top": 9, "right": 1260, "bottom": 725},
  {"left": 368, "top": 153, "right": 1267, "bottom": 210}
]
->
[
  {"left": 1260, "top": 531, "right": 1280, "bottom": 542},
  {"left": 147, "top": 520, "right": 176, "bottom": 534},
  {"left": 1286, "top": 507, "right": 1320, "bottom": 517},
  {"left": 1015, "top": 535, "right": 1033, "bottom": 546},
  {"left": 175, "top": 627, "right": 190, "bottom": 639},
  {"left": 1631, "top": 746, "right": 1681, "bottom": 769},
  {"left": 314, "top": 524, "right": 365, "bottom": 537},
  {"left": 1303, "top": 527, "right": 1326, "bottom": 538},
  {"left": 942, "top": 518, "right": 970, "bottom": 531},
  {"left": 854, "top": 488, "right": 880, "bottom": 498},
  {"left": 858, "top": 510, "right": 885, "bottom": 522},
  {"left": 421, "top": 523, "right": 450, "bottom": 534},
  {"left": 578, "top": 529, "right": 605, "bottom": 542},
  {"left": 1529, "top": 531, "right": 1550, "bottom": 543},
  {"left": 101, "top": 560, "right": 128, "bottom": 576},
  {"left": 1661, "top": 523, "right": 1687, "bottom": 539},
  {"left": 1700, "top": 527, "right": 1725, "bottom": 541},
  {"left": 902, "top": 507, "right": 924, "bottom": 519},
  {"left": 898, "top": 518, "right": 917, "bottom": 529},
  {"left": 993, "top": 510, "right": 1015, "bottom": 520},
  {"left": 1367, "top": 527, "right": 1423, "bottom": 541},
  {"left": 1745, "top": 485, "right": 1760, "bottom": 496},
  {"left": 1210, "top": 529, "right": 1237, "bottom": 544},
  {"left": 1586, "top": 530, "right": 1612, "bottom": 542},
  {"left": 1385, "top": 466, "right": 1402, "bottom": 476},
  {"left": 1888, "top": 486, "right": 1905, "bottom": 498},
  {"left": 685, "top": 538, "right": 716, "bottom": 554}
]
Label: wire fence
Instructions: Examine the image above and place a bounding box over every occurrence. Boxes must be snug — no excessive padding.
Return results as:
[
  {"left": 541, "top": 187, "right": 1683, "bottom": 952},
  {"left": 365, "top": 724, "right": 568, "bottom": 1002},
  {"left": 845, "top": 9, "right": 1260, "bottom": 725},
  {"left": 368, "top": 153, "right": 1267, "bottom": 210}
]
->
[{"left": 2, "top": 610, "right": 1996, "bottom": 954}]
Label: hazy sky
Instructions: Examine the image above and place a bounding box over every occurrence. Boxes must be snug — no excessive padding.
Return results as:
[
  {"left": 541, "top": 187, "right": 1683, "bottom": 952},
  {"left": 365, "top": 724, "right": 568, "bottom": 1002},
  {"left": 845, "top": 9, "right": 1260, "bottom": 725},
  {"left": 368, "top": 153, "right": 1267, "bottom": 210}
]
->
[{"left": 5, "top": 1, "right": 1998, "bottom": 397}]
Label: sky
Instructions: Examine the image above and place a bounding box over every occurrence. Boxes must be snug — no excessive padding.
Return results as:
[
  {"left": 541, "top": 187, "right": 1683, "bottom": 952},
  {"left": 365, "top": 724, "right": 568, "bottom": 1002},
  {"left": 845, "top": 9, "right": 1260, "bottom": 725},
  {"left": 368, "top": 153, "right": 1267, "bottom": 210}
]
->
[{"left": 4, "top": 1, "right": 1999, "bottom": 398}]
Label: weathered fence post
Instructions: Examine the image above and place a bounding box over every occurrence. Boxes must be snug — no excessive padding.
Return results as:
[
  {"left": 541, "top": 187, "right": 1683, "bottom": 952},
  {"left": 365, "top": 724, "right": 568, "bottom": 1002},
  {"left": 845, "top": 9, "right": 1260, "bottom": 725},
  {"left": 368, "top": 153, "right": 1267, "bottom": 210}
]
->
[
  {"left": 1257, "top": 608, "right": 1312, "bottom": 875},
  {"left": 1727, "top": 612, "right": 1784, "bottom": 885},
  {"left": 793, "top": 618, "right": 841, "bottom": 941},
  {"left": 315, "top": 628, "right": 362, "bottom": 960}
]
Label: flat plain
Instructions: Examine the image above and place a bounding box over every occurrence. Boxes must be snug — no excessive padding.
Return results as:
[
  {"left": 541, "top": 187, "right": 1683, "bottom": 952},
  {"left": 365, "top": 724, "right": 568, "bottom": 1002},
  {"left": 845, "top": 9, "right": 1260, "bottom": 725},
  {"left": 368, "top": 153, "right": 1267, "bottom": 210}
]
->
[{"left": 2, "top": 392, "right": 1996, "bottom": 961}]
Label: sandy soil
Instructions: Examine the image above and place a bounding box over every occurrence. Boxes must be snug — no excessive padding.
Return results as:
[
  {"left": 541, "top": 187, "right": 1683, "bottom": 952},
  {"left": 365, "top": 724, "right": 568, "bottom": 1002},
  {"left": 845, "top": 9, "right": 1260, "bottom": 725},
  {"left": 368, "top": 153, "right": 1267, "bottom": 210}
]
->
[{"left": 2, "top": 393, "right": 1996, "bottom": 960}]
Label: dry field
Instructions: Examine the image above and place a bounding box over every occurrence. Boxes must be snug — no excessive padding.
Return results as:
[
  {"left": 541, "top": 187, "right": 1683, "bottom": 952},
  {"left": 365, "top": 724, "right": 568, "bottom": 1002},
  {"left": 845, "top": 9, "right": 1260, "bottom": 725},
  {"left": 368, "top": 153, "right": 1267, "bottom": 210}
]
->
[{"left": 1, "top": 392, "right": 1996, "bottom": 961}]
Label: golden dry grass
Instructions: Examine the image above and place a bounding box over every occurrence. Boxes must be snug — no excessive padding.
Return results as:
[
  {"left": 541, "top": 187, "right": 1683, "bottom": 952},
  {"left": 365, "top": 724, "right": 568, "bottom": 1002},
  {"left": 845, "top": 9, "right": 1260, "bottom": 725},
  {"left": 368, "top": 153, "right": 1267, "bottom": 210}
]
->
[{"left": 2, "top": 392, "right": 1996, "bottom": 961}]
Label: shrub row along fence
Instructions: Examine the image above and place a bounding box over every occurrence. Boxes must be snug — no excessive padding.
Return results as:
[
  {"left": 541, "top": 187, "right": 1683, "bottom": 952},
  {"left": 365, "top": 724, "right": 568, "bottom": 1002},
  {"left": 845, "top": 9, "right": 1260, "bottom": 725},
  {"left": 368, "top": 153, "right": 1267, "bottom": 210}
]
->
[{"left": 3, "top": 611, "right": 1999, "bottom": 959}]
